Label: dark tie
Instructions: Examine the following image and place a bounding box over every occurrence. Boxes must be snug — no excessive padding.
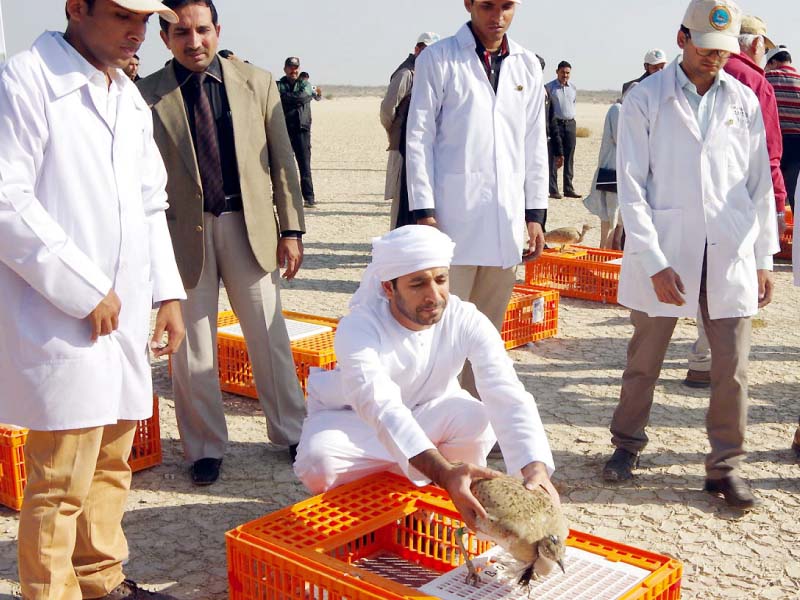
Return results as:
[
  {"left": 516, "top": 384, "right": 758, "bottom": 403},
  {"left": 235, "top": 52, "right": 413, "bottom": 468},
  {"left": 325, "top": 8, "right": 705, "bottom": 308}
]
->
[{"left": 189, "top": 72, "right": 226, "bottom": 216}]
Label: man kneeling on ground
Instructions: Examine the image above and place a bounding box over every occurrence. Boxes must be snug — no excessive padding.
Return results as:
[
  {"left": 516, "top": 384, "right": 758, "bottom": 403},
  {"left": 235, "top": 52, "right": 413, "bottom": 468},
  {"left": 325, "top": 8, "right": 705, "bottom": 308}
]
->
[{"left": 294, "top": 225, "right": 557, "bottom": 527}]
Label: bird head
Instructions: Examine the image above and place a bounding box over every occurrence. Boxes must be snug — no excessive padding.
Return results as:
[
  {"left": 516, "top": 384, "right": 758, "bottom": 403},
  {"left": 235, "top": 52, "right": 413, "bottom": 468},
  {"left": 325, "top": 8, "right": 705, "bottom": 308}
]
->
[
  {"left": 581, "top": 224, "right": 594, "bottom": 234},
  {"left": 538, "top": 534, "right": 566, "bottom": 574}
]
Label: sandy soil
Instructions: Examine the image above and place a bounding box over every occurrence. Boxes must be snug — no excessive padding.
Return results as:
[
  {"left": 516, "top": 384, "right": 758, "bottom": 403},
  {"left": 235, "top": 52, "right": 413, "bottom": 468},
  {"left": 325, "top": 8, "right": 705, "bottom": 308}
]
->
[{"left": 1, "top": 98, "right": 799, "bottom": 599}]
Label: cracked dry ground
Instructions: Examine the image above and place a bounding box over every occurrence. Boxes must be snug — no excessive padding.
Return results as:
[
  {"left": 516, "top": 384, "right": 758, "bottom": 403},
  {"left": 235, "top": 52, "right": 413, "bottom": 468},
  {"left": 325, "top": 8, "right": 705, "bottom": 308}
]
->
[{"left": 1, "top": 99, "right": 798, "bottom": 599}]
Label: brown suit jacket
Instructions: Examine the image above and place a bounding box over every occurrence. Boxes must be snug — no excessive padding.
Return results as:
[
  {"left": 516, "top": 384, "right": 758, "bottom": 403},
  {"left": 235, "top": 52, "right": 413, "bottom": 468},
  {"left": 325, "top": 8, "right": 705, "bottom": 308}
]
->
[{"left": 137, "top": 58, "right": 304, "bottom": 289}]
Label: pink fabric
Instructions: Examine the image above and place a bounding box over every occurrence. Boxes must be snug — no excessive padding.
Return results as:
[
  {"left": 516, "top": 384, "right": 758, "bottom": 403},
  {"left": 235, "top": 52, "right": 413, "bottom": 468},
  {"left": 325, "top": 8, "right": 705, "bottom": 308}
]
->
[{"left": 725, "top": 52, "right": 787, "bottom": 212}]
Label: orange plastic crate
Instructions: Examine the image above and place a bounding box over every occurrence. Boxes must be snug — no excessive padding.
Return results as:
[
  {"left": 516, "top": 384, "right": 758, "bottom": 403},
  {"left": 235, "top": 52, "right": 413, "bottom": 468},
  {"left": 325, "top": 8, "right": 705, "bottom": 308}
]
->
[
  {"left": 525, "top": 245, "right": 623, "bottom": 304},
  {"left": 226, "top": 472, "right": 682, "bottom": 600},
  {"left": 777, "top": 223, "right": 792, "bottom": 260},
  {"left": 502, "top": 285, "right": 559, "bottom": 350},
  {"left": 0, "top": 426, "right": 28, "bottom": 510},
  {"left": 217, "top": 311, "right": 339, "bottom": 399},
  {"left": 129, "top": 394, "right": 163, "bottom": 473},
  {"left": 0, "top": 395, "right": 161, "bottom": 511}
]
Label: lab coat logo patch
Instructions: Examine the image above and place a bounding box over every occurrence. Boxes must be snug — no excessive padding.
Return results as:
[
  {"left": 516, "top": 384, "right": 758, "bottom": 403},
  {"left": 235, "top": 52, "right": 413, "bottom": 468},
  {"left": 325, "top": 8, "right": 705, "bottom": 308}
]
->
[{"left": 709, "top": 6, "right": 732, "bottom": 31}]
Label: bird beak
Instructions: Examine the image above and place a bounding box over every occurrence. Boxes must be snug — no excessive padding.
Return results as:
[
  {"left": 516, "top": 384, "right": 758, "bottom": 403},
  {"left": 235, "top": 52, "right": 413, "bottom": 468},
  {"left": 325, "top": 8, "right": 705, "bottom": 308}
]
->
[{"left": 557, "top": 559, "right": 565, "bottom": 574}]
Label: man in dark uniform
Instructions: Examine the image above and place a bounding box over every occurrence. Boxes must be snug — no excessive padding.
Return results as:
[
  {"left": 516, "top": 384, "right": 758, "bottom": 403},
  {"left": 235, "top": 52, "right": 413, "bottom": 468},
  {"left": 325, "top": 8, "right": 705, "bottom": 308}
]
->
[{"left": 278, "top": 56, "right": 317, "bottom": 207}]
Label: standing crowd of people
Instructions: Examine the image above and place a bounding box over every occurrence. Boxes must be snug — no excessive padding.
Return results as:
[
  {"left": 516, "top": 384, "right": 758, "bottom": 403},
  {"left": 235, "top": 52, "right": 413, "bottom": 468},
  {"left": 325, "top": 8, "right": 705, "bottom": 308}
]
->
[{"left": 0, "top": 0, "right": 797, "bottom": 598}]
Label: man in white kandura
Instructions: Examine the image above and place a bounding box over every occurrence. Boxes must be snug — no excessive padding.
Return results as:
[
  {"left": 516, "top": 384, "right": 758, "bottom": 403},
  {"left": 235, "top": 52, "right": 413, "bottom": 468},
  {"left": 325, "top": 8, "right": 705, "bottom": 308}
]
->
[{"left": 294, "top": 226, "right": 557, "bottom": 529}]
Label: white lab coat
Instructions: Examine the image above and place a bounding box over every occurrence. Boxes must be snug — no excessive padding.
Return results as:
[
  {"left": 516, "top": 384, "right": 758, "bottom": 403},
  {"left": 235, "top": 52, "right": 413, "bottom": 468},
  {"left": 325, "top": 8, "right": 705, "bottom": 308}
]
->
[
  {"left": 617, "top": 60, "right": 779, "bottom": 319},
  {"left": 0, "top": 32, "right": 184, "bottom": 430},
  {"left": 303, "top": 295, "right": 554, "bottom": 483},
  {"left": 405, "top": 24, "right": 548, "bottom": 269}
]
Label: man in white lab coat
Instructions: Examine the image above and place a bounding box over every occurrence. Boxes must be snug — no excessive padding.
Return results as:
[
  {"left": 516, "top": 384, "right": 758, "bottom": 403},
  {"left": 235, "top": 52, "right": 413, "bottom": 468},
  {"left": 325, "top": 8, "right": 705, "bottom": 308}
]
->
[
  {"left": 602, "top": 0, "right": 779, "bottom": 510},
  {"left": 294, "top": 226, "right": 557, "bottom": 530},
  {"left": 0, "top": 1, "right": 185, "bottom": 598},
  {"left": 405, "top": 0, "right": 548, "bottom": 396}
]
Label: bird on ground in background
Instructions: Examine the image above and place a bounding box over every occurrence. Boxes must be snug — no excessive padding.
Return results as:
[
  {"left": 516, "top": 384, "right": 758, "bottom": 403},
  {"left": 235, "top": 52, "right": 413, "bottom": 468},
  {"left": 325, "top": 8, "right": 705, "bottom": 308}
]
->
[
  {"left": 544, "top": 224, "right": 593, "bottom": 252},
  {"left": 456, "top": 475, "right": 568, "bottom": 588}
]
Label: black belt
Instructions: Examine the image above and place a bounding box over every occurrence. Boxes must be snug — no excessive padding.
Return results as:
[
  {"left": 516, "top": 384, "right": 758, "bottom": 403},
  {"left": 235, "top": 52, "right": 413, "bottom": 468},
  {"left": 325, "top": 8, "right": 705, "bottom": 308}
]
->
[
  {"left": 556, "top": 118, "right": 575, "bottom": 123},
  {"left": 206, "top": 193, "right": 243, "bottom": 214}
]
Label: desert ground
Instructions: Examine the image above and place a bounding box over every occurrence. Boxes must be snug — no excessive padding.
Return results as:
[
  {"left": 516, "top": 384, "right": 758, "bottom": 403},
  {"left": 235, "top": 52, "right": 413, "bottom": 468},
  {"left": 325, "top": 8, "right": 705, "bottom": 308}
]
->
[{"left": 1, "top": 97, "right": 799, "bottom": 599}]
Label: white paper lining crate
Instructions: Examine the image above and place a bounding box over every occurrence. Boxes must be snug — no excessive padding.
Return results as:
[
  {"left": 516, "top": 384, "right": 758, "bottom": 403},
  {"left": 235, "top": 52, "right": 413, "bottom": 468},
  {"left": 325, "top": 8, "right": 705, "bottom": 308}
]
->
[
  {"left": 226, "top": 471, "right": 683, "bottom": 600},
  {"left": 215, "top": 311, "right": 339, "bottom": 398}
]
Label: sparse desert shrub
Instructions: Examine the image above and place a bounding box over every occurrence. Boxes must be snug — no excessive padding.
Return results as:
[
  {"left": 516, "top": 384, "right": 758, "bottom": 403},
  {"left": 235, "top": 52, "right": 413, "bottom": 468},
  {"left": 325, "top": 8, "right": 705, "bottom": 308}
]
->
[{"left": 576, "top": 127, "right": 591, "bottom": 138}]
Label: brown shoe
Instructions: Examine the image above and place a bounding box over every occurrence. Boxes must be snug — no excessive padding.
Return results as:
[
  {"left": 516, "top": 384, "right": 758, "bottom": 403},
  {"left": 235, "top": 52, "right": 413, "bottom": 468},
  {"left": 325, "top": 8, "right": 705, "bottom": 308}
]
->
[
  {"left": 704, "top": 475, "right": 759, "bottom": 509},
  {"left": 792, "top": 426, "right": 800, "bottom": 458},
  {"left": 101, "top": 579, "right": 178, "bottom": 599},
  {"left": 683, "top": 369, "right": 710, "bottom": 388}
]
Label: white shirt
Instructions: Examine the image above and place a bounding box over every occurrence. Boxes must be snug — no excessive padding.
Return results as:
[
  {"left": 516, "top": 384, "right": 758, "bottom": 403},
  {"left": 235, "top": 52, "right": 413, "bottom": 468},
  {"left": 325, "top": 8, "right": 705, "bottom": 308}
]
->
[
  {"left": 0, "top": 32, "right": 185, "bottom": 430},
  {"left": 675, "top": 63, "right": 723, "bottom": 139},
  {"left": 306, "top": 295, "right": 554, "bottom": 479},
  {"left": 616, "top": 59, "right": 778, "bottom": 319},
  {"left": 405, "top": 24, "right": 549, "bottom": 269}
]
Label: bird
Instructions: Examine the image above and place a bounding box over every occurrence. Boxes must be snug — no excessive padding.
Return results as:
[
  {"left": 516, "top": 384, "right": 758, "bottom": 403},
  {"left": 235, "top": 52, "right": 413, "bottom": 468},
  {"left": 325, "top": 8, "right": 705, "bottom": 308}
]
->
[
  {"left": 544, "top": 224, "right": 593, "bottom": 252},
  {"left": 456, "top": 475, "right": 568, "bottom": 588}
]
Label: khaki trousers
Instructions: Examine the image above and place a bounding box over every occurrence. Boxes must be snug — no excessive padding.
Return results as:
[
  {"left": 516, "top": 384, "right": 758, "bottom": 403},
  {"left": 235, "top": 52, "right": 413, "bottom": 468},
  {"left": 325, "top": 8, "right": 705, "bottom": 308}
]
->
[
  {"left": 448, "top": 265, "right": 517, "bottom": 398},
  {"left": 19, "top": 421, "right": 137, "bottom": 600},
  {"left": 610, "top": 289, "right": 752, "bottom": 478},
  {"left": 171, "top": 212, "right": 306, "bottom": 462}
]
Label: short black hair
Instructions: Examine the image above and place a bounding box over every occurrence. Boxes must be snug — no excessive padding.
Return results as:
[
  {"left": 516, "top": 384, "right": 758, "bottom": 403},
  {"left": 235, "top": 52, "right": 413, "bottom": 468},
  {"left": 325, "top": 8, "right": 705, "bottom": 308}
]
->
[
  {"left": 218, "top": 49, "right": 234, "bottom": 59},
  {"left": 536, "top": 54, "right": 546, "bottom": 70},
  {"left": 557, "top": 60, "right": 571, "bottom": 71},
  {"left": 160, "top": 0, "right": 218, "bottom": 33},
  {"left": 65, "top": 0, "right": 96, "bottom": 20},
  {"left": 770, "top": 50, "right": 792, "bottom": 64},
  {"left": 133, "top": 53, "right": 140, "bottom": 60}
]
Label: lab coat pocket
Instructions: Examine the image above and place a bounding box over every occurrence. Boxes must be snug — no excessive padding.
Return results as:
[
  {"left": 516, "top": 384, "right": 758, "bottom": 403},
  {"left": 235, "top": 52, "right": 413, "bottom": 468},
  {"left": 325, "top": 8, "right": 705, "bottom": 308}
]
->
[
  {"left": 17, "top": 286, "right": 94, "bottom": 365},
  {"left": 651, "top": 208, "right": 683, "bottom": 267}
]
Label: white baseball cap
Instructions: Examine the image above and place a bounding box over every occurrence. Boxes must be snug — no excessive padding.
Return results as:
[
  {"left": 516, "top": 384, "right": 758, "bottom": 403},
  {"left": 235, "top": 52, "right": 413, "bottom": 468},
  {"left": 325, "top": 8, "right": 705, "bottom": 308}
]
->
[
  {"left": 765, "top": 45, "right": 792, "bottom": 65},
  {"left": 111, "top": 0, "right": 178, "bottom": 23},
  {"left": 682, "top": 0, "right": 742, "bottom": 54},
  {"left": 740, "top": 15, "right": 775, "bottom": 50},
  {"left": 644, "top": 48, "right": 668, "bottom": 65},
  {"left": 417, "top": 32, "right": 441, "bottom": 46}
]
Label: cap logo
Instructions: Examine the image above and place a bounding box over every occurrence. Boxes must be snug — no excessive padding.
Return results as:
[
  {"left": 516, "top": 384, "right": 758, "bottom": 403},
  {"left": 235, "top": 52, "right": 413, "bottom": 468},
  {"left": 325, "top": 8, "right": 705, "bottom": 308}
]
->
[{"left": 709, "top": 6, "right": 732, "bottom": 31}]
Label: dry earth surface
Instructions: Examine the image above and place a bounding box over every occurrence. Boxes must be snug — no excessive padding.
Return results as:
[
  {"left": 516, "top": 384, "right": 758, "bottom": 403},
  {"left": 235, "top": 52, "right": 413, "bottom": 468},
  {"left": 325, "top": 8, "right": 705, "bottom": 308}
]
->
[{"left": 1, "top": 97, "right": 799, "bottom": 599}]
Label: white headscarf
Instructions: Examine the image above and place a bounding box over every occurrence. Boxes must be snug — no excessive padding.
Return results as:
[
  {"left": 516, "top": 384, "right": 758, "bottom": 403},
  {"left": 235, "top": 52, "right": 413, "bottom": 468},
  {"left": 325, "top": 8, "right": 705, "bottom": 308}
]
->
[{"left": 349, "top": 225, "right": 456, "bottom": 310}]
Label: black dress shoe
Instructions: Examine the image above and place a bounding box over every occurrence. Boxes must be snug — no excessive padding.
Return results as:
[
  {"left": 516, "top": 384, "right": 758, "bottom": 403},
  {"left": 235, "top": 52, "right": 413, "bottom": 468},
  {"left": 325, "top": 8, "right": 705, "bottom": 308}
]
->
[
  {"left": 101, "top": 579, "right": 178, "bottom": 599},
  {"left": 564, "top": 191, "right": 582, "bottom": 198},
  {"left": 190, "top": 458, "right": 222, "bottom": 486},
  {"left": 602, "top": 448, "right": 639, "bottom": 482},
  {"left": 289, "top": 444, "right": 298, "bottom": 463},
  {"left": 548, "top": 192, "right": 563, "bottom": 199},
  {"left": 683, "top": 369, "right": 711, "bottom": 388},
  {"left": 792, "top": 426, "right": 800, "bottom": 459},
  {"left": 704, "top": 475, "right": 759, "bottom": 509}
]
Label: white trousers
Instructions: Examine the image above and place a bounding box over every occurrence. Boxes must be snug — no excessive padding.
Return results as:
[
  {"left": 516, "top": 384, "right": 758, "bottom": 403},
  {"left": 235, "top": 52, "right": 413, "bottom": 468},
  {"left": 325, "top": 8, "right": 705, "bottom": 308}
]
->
[
  {"left": 294, "top": 394, "right": 497, "bottom": 494},
  {"left": 689, "top": 307, "right": 712, "bottom": 372}
]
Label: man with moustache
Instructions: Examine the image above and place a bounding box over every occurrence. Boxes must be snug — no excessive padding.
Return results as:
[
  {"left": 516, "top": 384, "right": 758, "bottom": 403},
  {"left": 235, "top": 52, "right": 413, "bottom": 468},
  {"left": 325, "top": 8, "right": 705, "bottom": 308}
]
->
[
  {"left": 602, "top": 0, "right": 779, "bottom": 510},
  {"left": 294, "top": 226, "right": 557, "bottom": 530},
  {"left": 405, "top": 0, "right": 548, "bottom": 398},
  {"left": 683, "top": 14, "right": 787, "bottom": 388},
  {"left": 546, "top": 60, "right": 580, "bottom": 198},
  {"left": 137, "top": 0, "right": 307, "bottom": 486},
  {"left": 0, "top": 1, "right": 185, "bottom": 597}
]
